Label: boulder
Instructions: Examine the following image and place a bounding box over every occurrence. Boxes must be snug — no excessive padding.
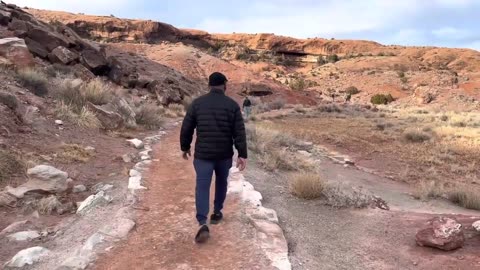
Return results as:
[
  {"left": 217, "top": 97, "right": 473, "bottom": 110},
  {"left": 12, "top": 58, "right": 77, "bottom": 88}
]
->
[
  {"left": 416, "top": 216, "right": 465, "bottom": 251},
  {"left": 76, "top": 191, "right": 111, "bottom": 215},
  {"left": 0, "top": 9, "right": 11, "bottom": 26},
  {"left": 108, "top": 56, "right": 139, "bottom": 88},
  {"left": 6, "top": 165, "right": 69, "bottom": 198},
  {"left": 8, "top": 18, "right": 28, "bottom": 37},
  {"left": 7, "top": 230, "right": 40, "bottom": 241},
  {"left": 5, "top": 246, "right": 50, "bottom": 268},
  {"left": 148, "top": 78, "right": 184, "bottom": 105},
  {"left": 0, "top": 37, "right": 34, "bottom": 68},
  {"left": 24, "top": 37, "right": 49, "bottom": 58},
  {"left": 87, "top": 102, "right": 124, "bottom": 130},
  {"left": 0, "top": 191, "right": 17, "bottom": 207},
  {"left": 81, "top": 48, "right": 109, "bottom": 75},
  {"left": 472, "top": 220, "right": 480, "bottom": 232},
  {"left": 48, "top": 46, "right": 79, "bottom": 65},
  {"left": 71, "top": 64, "right": 95, "bottom": 80},
  {"left": 112, "top": 98, "right": 137, "bottom": 128},
  {"left": 128, "top": 176, "right": 146, "bottom": 190},
  {"left": 127, "top": 139, "right": 144, "bottom": 149},
  {"left": 59, "top": 256, "right": 90, "bottom": 270},
  {"left": 27, "top": 26, "right": 70, "bottom": 51}
]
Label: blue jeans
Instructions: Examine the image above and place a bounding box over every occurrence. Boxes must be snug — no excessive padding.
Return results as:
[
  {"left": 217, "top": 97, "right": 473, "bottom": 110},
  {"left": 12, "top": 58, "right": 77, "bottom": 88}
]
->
[{"left": 193, "top": 158, "right": 232, "bottom": 225}]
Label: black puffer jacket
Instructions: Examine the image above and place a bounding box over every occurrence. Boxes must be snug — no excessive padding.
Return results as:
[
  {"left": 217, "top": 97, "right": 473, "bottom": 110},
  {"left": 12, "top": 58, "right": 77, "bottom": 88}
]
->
[{"left": 180, "top": 89, "right": 247, "bottom": 160}]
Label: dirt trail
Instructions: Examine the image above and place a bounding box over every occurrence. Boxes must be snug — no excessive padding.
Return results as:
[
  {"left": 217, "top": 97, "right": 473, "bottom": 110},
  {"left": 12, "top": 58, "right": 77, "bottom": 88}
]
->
[{"left": 94, "top": 129, "right": 272, "bottom": 270}]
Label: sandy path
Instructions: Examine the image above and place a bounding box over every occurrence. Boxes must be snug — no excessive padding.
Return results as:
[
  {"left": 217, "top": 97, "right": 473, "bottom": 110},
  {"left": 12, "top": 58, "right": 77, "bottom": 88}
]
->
[{"left": 94, "top": 129, "right": 272, "bottom": 270}]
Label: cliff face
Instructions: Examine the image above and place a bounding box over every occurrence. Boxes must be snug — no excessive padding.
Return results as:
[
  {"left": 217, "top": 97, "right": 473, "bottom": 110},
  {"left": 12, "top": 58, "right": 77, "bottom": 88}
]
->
[{"left": 26, "top": 8, "right": 480, "bottom": 74}]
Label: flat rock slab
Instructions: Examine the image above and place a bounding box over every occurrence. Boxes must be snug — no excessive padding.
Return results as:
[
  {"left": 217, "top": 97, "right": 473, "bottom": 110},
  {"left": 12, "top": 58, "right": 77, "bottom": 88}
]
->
[
  {"left": 99, "top": 218, "right": 135, "bottom": 239},
  {"left": 76, "top": 191, "right": 111, "bottom": 215},
  {"left": 5, "top": 246, "right": 50, "bottom": 268},
  {"left": 7, "top": 230, "right": 40, "bottom": 241}
]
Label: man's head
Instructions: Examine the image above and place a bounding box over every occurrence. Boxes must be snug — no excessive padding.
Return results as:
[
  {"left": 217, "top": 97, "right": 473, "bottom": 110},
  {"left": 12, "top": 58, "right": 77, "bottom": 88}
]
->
[{"left": 208, "top": 72, "right": 228, "bottom": 91}]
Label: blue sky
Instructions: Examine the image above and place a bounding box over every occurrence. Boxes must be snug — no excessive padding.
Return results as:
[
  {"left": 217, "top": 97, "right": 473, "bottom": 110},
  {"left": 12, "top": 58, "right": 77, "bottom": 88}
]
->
[{"left": 9, "top": 0, "right": 480, "bottom": 50}]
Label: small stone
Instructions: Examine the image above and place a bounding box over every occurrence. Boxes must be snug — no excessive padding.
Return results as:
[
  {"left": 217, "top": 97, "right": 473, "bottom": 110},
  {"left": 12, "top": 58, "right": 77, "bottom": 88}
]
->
[
  {"left": 84, "top": 146, "right": 95, "bottom": 152},
  {"left": 99, "top": 218, "right": 135, "bottom": 239},
  {"left": 81, "top": 232, "right": 104, "bottom": 253},
  {"left": 472, "top": 220, "right": 480, "bottom": 232},
  {"left": 101, "top": 184, "right": 114, "bottom": 192},
  {"left": 55, "top": 120, "right": 63, "bottom": 125},
  {"left": 73, "top": 185, "right": 87, "bottom": 193},
  {"left": 344, "top": 159, "right": 355, "bottom": 165},
  {"left": 5, "top": 246, "right": 50, "bottom": 268},
  {"left": 76, "top": 191, "right": 111, "bottom": 215},
  {"left": 128, "top": 176, "right": 146, "bottom": 190},
  {"left": 60, "top": 256, "right": 90, "bottom": 270},
  {"left": 121, "top": 154, "right": 133, "bottom": 163},
  {"left": 129, "top": 169, "right": 141, "bottom": 177},
  {"left": 126, "top": 139, "right": 144, "bottom": 149},
  {"left": 7, "top": 230, "right": 41, "bottom": 241}
]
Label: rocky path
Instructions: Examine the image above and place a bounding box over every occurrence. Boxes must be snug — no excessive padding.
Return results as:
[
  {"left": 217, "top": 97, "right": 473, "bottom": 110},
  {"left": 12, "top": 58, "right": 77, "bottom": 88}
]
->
[{"left": 94, "top": 129, "right": 273, "bottom": 270}]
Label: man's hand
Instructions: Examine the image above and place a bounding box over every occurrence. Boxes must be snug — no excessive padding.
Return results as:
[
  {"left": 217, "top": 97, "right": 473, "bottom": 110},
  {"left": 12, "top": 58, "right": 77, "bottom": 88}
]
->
[
  {"left": 182, "top": 150, "right": 191, "bottom": 160},
  {"left": 237, "top": 157, "right": 247, "bottom": 171}
]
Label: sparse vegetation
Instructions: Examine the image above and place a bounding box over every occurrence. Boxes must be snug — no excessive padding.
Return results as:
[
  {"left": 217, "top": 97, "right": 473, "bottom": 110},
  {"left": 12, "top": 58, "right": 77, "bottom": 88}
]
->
[
  {"left": 345, "top": 86, "right": 360, "bottom": 95},
  {"left": 327, "top": 54, "right": 339, "bottom": 63},
  {"left": 370, "top": 94, "right": 394, "bottom": 105},
  {"left": 165, "top": 103, "right": 185, "bottom": 118},
  {"left": 54, "top": 102, "right": 101, "bottom": 128},
  {"left": 57, "top": 144, "right": 94, "bottom": 163},
  {"left": 322, "top": 184, "right": 378, "bottom": 208},
  {"left": 403, "top": 130, "right": 431, "bottom": 143},
  {"left": 45, "top": 64, "right": 74, "bottom": 78},
  {"left": 289, "top": 77, "right": 306, "bottom": 90},
  {"left": 413, "top": 180, "right": 444, "bottom": 201},
  {"left": 82, "top": 79, "right": 113, "bottom": 105},
  {"left": 0, "top": 150, "right": 25, "bottom": 185},
  {"left": 134, "top": 104, "right": 165, "bottom": 129},
  {"left": 0, "top": 91, "right": 18, "bottom": 110},
  {"left": 448, "top": 185, "right": 480, "bottom": 210},
  {"left": 16, "top": 68, "right": 49, "bottom": 96},
  {"left": 289, "top": 172, "right": 326, "bottom": 199}
]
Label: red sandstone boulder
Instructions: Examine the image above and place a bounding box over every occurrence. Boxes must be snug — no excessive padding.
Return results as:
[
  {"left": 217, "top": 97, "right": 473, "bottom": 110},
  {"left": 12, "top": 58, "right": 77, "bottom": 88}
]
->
[{"left": 416, "top": 216, "right": 465, "bottom": 251}]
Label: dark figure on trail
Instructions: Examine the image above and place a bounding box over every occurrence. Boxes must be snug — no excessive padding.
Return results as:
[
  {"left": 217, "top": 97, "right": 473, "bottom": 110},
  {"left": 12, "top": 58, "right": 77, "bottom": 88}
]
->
[
  {"left": 331, "top": 93, "right": 336, "bottom": 102},
  {"left": 243, "top": 96, "right": 252, "bottom": 119},
  {"left": 345, "top": 93, "right": 352, "bottom": 103},
  {"left": 180, "top": 72, "right": 248, "bottom": 244}
]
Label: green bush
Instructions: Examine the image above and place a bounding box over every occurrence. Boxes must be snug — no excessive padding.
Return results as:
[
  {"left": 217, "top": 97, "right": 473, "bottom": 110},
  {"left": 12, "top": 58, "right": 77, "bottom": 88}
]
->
[
  {"left": 327, "top": 54, "right": 339, "bottom": 63},
  {"left": 289, "top": 78, "right": 306, "bottom": 90},
  {"left": 345, "top": 86, "right": 360, "bottom": 95},
  {"left": 370, "top": 94, "right": 394, "bottom": 105}
]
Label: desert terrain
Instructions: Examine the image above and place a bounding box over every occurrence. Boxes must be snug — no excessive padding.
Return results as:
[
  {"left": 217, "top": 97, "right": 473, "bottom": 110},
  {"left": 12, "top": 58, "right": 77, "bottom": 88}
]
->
[{"left": 0, "top": 2, "right": 479, "bottom": 269}]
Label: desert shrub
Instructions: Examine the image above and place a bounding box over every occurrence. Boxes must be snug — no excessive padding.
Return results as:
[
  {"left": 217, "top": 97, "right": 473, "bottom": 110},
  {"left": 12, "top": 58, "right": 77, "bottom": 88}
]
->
[
  {"left": 448, "top": 186, "right": 480, "bottom": 210},
  {"left": 0, "top": 150, "right": 25, "bottom": 184},
  {"left": 36, "top": 196, "right": 63, "bottom": 215},
  {"left": 377, "top": 52, "right": 385, "bottom": 56},
  {"left": 412, "top": 180, "right": 444, "bottom": 201},
  {"left": 294, "top": 105, "right": 307, "bottom": 113},
  {"left": 370, "top": 94, "right": 394, "bottom": 105},
  {"left": 53, "top": 79, "right": 85, "bottom": 110},
  {"left": 451, "top": 121, "right": 467, "bottom": 128},
  {"left": 82, "top": 79, "right": 112, "bottom": 105},
  {"left": 16, "top": 68, "right": 48, "bottom": 96},
  {"left": 397, "top": 71, "right": 405, "bottom": 78},
  {"left": 317, "top": 56, "right": 326, "bottom": 66},
  {"left": 400, "top": 77, "right": 408, "bottom": 84},
  {"left": 254, "top": 98, "right": 286, "bottom": 113},
  {"left": 54, "top": 102, "right": 100, "bottom": 128},
  {"left": 134, "top": 104, "right": 165, "bottom": 129},
  {"left": 289, "top": 78, "right": 305, "bottom": 90},
  {"left": 0, "top": 91, "right": 18, "bottom": 110},
  {"left": 316, "top": 104, "right": 341, "bottom": 113},
  {"left": 327, "top": 54, "right": 339, "bottom": 63},
  {"left": 322, "top": 183, "right": 377, "bottom": 208},
  {"left": 345, "top": 86, "right": 360, "bottom": 95},
  {"left": 440, "top": 115, "right": 449, "bottom": 122},
  {"left": 289, "top": 172, "right": 326, "bottom": 199},
  {"left": 165, "top": 103, "right": 185, "bottom": 117},
  {"left": 57, "top": 144, "right": 93, "bottom": 163},
  {"left": 45, "top": 64, "right": 74, "bottom": 78},
  {"left": 403, "top": 130, "right": 431, "bottom": 143}
]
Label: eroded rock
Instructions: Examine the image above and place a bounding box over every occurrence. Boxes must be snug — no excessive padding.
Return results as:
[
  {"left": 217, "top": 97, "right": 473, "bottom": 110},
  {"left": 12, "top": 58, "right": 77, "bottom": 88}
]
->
[
  {"left": 5, "top": 246, "right": 50, "bottom": 268},
  {"left": 416, "top": 216, "right": 465, "bottom": 251},
  {"left": 7, "top": 230, "right": 40, "bottom": 241},
  {"left": 76, "top": 191, "right": 111, "bottom": 215},
  {"left": 48, "top": 45, "right": 79, "bottom": 65}
]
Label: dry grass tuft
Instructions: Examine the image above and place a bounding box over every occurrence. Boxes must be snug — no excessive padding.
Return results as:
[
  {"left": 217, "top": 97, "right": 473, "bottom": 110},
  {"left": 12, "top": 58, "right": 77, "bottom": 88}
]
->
[
  {"left": 82, "top": 79, "right": 113, "bottom": 105},
  {"left": 165, "top": 103, "right": 185, "bottom": 118},
  {"left": 36, "top": 196, "right": 63, "bottom": 215},
  {"left": 447, "top": 186, "right": 480, "bottom": 210},
  {"left": 412, "top": 180, "right": 444, "bottom": 201},
  {"left": 54, "top": 102, "right": 101, "bottom": 128},
  {"left": 403, "top": 130, "right": 431, "bottom": 143},
  {"left": 16, "top": 68, "right": 48, "bottom": 96},
  {"left": 57, "top": 144, "right": 93, "bottom": 163},
  {"left": 134, "top": 104, "right": 165, "bottom": 129},
  {"left": 0, "top": 91, "right": 18, "bottom": 110},
  {"left": 0, "top": 150, "right": 25, "bottom": 185},
  {"left": 289, "top": 172, "right": 326, "bottom": 199}
]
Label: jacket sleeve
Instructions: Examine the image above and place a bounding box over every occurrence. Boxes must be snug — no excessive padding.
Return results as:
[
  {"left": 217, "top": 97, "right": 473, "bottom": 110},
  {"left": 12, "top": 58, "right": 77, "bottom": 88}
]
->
[
  {"left": 180, "top": 102, "right": 196, "bottom": 152},
  {"left": 233, "top": 105, "right": 248, "bottom": 158}
]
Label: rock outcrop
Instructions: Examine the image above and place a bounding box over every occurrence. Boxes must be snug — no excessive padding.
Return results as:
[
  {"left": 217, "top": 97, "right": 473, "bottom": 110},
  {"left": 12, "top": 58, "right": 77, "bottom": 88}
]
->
[
  {"left": 6, "top": 165, "right": 69, "bottom": 198},
  {"left": 5, "top": 246, "right": 50, "bottom": 268},
  {"left": 416, "top": 216, "right": 465, "bottom": 251}
]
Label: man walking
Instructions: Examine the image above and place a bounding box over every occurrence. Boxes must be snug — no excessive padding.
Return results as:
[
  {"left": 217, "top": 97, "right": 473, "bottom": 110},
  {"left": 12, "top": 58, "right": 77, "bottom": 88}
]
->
[
  {"left": 242, "top": 96, "right": 252, "bottom": 119},
  {"left": 180, "top": 72, "right": 248, "bottom": 244}
]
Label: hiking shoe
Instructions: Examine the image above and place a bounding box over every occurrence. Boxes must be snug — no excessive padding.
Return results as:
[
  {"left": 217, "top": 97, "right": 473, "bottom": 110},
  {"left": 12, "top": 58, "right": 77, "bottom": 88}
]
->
[
  {"left": 210, "top": 212, "right": 223, "bottom": 225},
  {"left": 195, "top": 225, "right": 210, "bottom": 244}
]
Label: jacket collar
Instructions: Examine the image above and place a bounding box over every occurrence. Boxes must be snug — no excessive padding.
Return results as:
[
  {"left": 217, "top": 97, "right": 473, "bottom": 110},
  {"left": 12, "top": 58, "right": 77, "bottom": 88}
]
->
[{"left": 210, "top": 88, "right": 225, "bottom": 95}]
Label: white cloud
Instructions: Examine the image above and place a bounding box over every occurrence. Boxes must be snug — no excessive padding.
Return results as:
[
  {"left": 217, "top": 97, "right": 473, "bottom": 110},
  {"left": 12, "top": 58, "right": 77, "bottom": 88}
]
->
[{"left": 432, "top": 27, "right": 473, "bottom": 40}]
